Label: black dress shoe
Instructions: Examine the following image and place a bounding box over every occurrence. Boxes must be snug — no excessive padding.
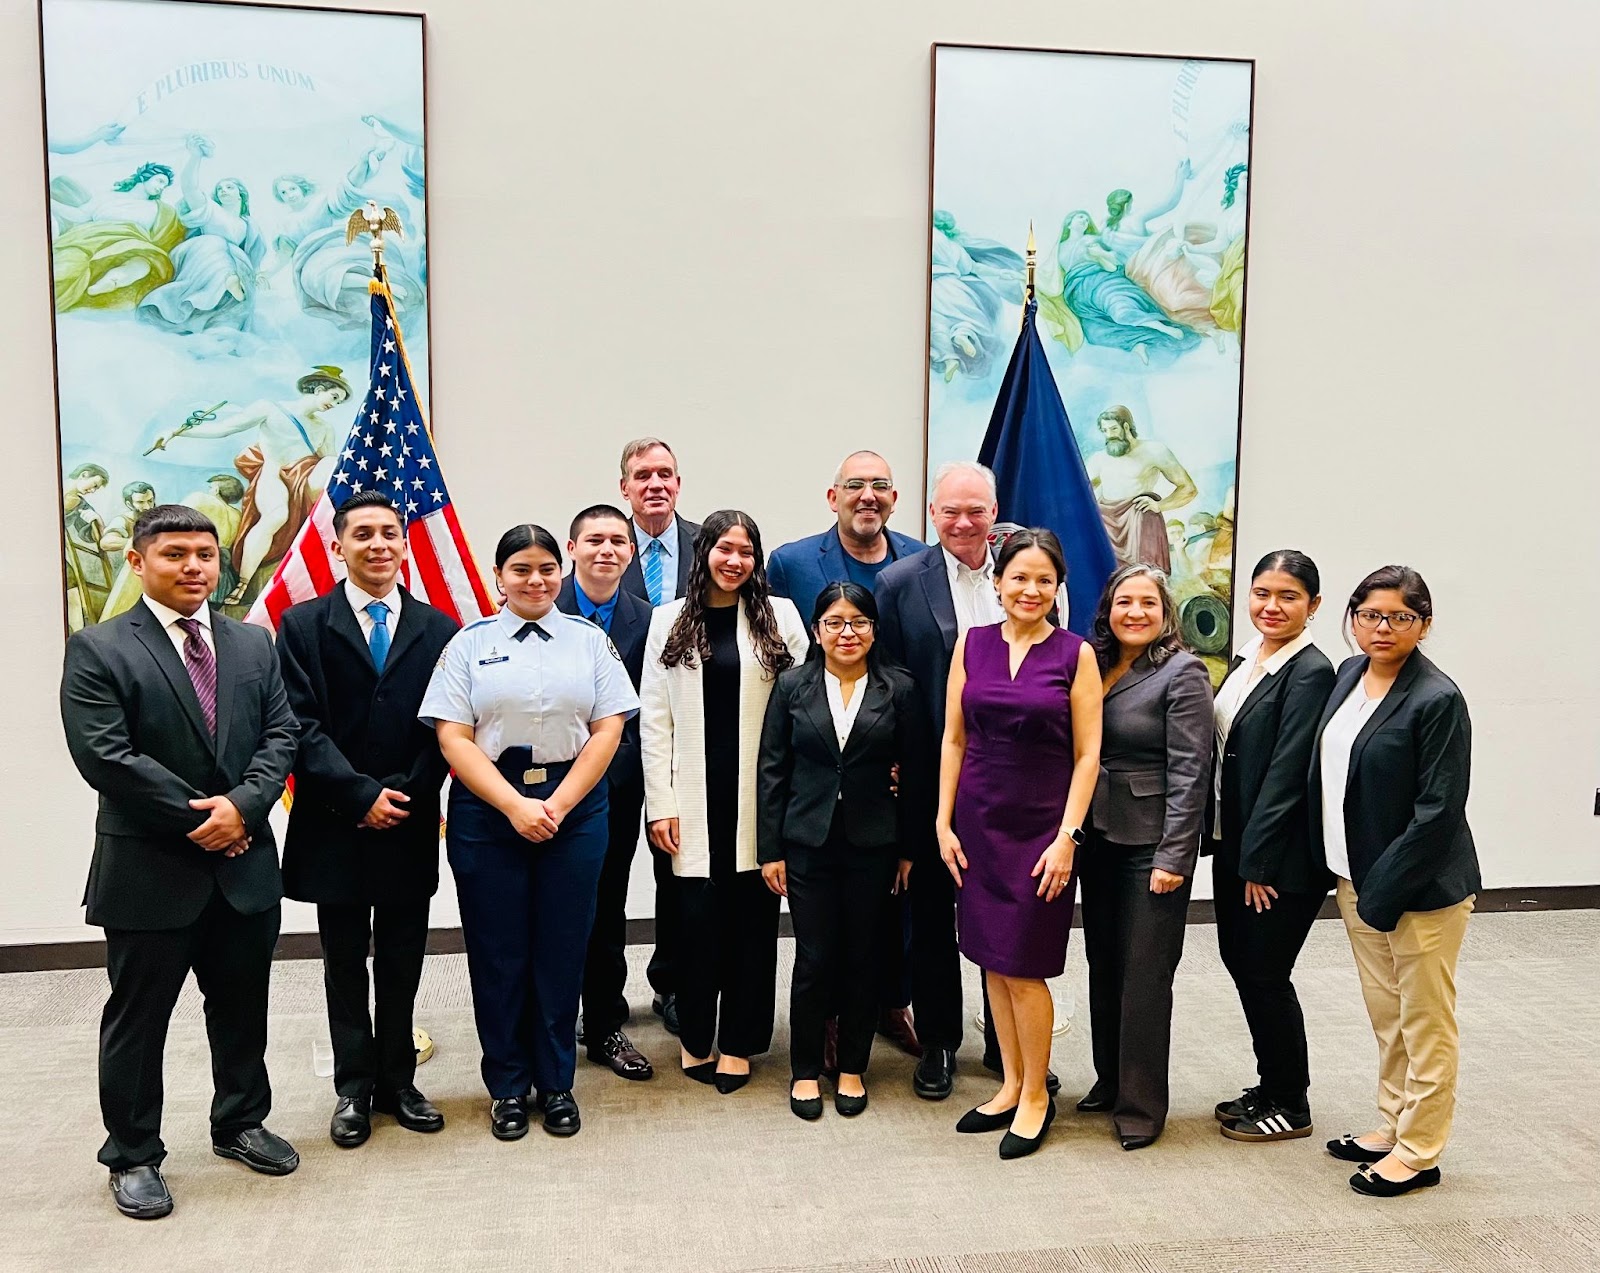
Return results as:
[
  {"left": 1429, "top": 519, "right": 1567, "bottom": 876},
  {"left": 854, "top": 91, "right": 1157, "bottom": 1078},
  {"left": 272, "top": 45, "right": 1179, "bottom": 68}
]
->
[
  {"left": 835, "top": 1089, "right": 868, "bottom": 1117},
  {"left": 109, "top": 1165, "right": 173, "bottom": 1220},
  {"left": 588, "top": 1030, "right": 654, "bottom": 1081},
  {"left": 490, "top": 1095, "right": 530, "bottom": 1141},
  {"left": 1120, "top": 1133, "right": 1157, "bottom": 1151},
  {"left": 1326, "top": 1134, "right": 1392, "bottom": 1163},
  {"left": 375, "top": 1085, "right": 445, "bottom": 1133},
  {"left": 1076, "top": 1083, "right": 1117, "bottom": 1113},
  {"left": 212, "top": 1126, "right": 300, "bottom": 1175},
  {"left": 713, "top": 1070, "right": 750, "bottom": 1095},
  {"left": 999, "top": 1100, "right": 1056, "bottom": 1160},
  {"left": 876, "top": 1007, "right": 922, "bottom": 1058},
  {"left": 652, "top": 993, "right": 681, "bottom": 1037},
  {"left": 956, "top": 1104, "right": 1018, "bottom": 1134},
  {"left": 537, "top": 1089, "right": 581, "bottom": 1136},
  {"left": 330, "top": 1094, "right": 372, "bottom": 1147},
  {"left": 790, "top": 1091, "right": 824, "bottom": 1121},
  {"left": 913, "top": 1048, "right": 956, "bottom": 1101},
  {"left": 682, "top": 1061, "right": 717, "bottom": 1085},
  {"left": 1350, "top": 1163, "right": 1441, "bottom": 1197}
]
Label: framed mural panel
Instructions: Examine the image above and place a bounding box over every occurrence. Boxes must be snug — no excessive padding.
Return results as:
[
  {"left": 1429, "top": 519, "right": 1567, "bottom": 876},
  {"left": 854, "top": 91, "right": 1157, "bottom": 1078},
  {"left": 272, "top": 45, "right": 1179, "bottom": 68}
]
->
[
  {"left": 927, "top": 44, "right": 1253, "bottom": 680},
  {"left": 41, "top": 0, "right": 429, "bottom": 632}
]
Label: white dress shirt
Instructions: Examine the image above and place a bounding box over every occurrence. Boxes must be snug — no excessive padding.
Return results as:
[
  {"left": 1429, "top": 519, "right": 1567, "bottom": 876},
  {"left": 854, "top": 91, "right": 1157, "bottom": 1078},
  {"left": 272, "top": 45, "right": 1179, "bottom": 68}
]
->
[
  {"left": 942, "top": 547, "right": 1002, "bottom": 634},
  {"left": 142, "top": 595, "right": 214, "bottom": 656},
  {"left": 1319, "top": 682, "right": 1383, "bottom": 879},
  {"left": 1211, "top": 628, "right": 1316, "bottom": 837},
  {"left": 634, "top": 516, "right": 681, "bottom": 606},
  {"left": 345, "top": 578, "right": 402, "bottom": 640},
  {"left": 824, "top": 669, "right": 869, "bottom": 757}
]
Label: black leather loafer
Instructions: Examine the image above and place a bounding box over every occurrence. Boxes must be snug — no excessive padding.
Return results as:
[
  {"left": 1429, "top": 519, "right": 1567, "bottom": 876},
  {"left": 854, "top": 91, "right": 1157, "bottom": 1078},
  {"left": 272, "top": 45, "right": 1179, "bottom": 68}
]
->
[
  {"left": 330, "top": 1094, "right": 372, "bottom": 1147},
  {"left": 835, "top": 1090, "right": 868, "bottom": 1117},
  {"left": 912, "top": 1048, "right": 956, "bottom": 1101},
  {"left": 109, "top": 1165, "right": 173, "bottom": 1219},
  {"left": 490, "top": 1095, "right": 530, "bottom": 1141},
  {"left": 538, "top": 1089, "right": 581, "bottom": 1137},
  {"left": 1350, "top": 1163, "right": 1441, "bottom": 1197},
  {"left": 1076, "top": 1083, "right": 1117, "bottom": 1113},
  {"left": 375, "top": 1085, "right": 444, "bottom": 1133},
  {"left": 588, "top": 1030, "right": 654, "bottom": 1081},
  {"left": 212, "top": 1126, "right": 300, "bottom": 1175},
  {"left": 652, "top": 993, "right": 681, "bottom": 1037}
]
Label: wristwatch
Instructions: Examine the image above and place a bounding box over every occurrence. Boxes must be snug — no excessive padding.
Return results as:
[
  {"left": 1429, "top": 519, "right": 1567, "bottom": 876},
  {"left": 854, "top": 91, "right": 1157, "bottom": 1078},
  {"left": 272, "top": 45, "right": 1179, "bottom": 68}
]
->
[{"left": 1064, "top": 826, "right": 1085, "bottom": 846}]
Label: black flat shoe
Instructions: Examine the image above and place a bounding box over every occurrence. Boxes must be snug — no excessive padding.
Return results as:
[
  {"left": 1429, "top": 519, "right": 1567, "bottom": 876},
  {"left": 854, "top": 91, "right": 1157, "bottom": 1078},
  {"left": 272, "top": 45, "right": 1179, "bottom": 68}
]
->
[
  {"left": 682, "top": 1061, "right": 717, "bottom": 1085},
  {"left": 212, "top": 1126, "right": 300, "bottom": 1176},
  {"left": 330, "top": 1094, "right": 372, "bottom": 1147},
  {"left": 790, "top": 1092, "right": 824, "bottom": 1121},
  {"left": 537, "top": 1089, "right": 581, "bottom": 1137},
  {"left": 374, "top": 1085, "right": 444, "bottom": 1133},
  {"left": 490, "top": 1095, "right": 530, "bottom": 1140},
  {"left": 1120, "top": 1133, "right": 1157, "bottom": 1151},
  {"left": 653, "top": 993, "right": 681, "bottom": 1037},
  {"left": 1076, "top": 1083, "right": 1117, "bottom": 1113},
  {"left": 956, "top": 1104, "right": 1018, "bottom": 1134},
  {"left": 109, "top": 1165, "right": 172, "bottom": 1220},
  {"left": 588, "top": 1030, "right": 654, "bottom": 1081},
  {"left": 913, "top": 1047, "right": 956, "bottom": 1101},
  {"left": 1350, "top": 1163, "right": 1441, "bottom": 1197},
  {"left": 998, "top": 1100, "right": 1056, "bottom": 1160},
  {"left": 1327, "top": 1134, "right": 1392, "bottom": 1163},
  {"left": 835, "top": 1090, "right": 868, "bottom": 1117},
  {"left": 714, "top": 1071, "right": 750, "bottom": 1095}
]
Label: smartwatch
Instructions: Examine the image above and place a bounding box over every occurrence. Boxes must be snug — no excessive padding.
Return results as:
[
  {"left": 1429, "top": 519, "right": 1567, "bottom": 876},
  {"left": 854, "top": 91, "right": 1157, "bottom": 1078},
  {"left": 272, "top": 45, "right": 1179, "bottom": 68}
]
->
[{"left": 1064, "top": 826, "right": 1086, "bottom": 846}]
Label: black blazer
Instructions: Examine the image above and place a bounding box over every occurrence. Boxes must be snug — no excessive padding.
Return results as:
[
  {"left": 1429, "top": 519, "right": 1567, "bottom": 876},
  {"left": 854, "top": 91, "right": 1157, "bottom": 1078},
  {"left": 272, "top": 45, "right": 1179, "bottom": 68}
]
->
[
  {"left": 755, "top": 659, "right": 931, "bottom": 861},
  {"left": 871, "top": 543, "right": 949, "bottom": 737},
  {"left": 276, "top": 587, "right": 459, "bottom": 905},
  {"left": 1308, "top": 651, "right": 1480, "bottom": 933},
  {"left": 1206, "top": 642, "right": 1336, "bottom": 894},
  {"left": 620, "top": 515, "right": 701, "bottom": 605},
  {"left": 556, "top": 580, "right": 651, "bottom": 793},
  {"left": 1091, "top": 649, "right": 1213, "bottom": 877},
  {"left": 60, "top": 599, "right": 298, "bottom": 930}
]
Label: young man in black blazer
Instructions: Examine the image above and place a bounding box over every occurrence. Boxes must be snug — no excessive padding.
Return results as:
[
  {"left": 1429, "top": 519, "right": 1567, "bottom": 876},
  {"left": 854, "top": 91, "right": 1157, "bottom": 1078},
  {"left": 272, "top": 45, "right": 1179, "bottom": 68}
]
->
[
  {"left": 277, "top": 492, "right": 460, "bottom": 1147},
  {"left": 60, "top": 505, "right": 300, "bottom": 1220},
  {"left": 560, "top": 504, "right": 656, "bottom": 1079}
]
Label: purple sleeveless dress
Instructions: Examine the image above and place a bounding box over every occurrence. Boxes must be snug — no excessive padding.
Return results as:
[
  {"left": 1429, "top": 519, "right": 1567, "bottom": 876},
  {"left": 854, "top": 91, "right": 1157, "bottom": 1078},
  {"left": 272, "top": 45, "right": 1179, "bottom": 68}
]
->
[{"left": 954, "top": 623, "right": 1085, "bottom": 979}]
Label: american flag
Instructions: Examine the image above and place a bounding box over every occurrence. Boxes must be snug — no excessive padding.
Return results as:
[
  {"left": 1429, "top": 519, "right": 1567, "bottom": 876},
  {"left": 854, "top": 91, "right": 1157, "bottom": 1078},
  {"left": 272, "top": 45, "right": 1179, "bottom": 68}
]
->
[{"left": 246, "top": 277, "right": 495, "bottom": 630}]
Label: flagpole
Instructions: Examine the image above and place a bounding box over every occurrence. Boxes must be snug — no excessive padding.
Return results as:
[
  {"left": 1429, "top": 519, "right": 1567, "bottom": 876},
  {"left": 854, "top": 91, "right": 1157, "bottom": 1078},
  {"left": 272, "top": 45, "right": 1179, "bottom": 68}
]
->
[{"left": 1022, "top": 220, "right": 1036, "bottom": 327}]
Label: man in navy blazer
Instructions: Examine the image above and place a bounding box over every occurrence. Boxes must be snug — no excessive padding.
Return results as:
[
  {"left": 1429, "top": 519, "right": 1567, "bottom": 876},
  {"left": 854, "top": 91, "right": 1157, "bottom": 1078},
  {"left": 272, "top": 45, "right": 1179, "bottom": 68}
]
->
[{"left": 767, "top": 450, "right": 925, "bottom": 621}]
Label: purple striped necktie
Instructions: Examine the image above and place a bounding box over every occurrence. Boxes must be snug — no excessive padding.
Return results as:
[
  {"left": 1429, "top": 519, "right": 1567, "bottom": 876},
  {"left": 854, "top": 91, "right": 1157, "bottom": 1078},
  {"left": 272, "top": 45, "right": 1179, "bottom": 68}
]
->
[{"left": 176, "top": 617, "right": 217, "bottom": 735}]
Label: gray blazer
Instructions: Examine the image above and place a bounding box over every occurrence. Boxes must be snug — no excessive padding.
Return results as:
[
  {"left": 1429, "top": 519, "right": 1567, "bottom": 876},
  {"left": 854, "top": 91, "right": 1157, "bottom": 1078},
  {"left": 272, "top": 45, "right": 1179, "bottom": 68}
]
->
[{"left": 1091, "top": 648, "right": 1213, "bottom": 877}]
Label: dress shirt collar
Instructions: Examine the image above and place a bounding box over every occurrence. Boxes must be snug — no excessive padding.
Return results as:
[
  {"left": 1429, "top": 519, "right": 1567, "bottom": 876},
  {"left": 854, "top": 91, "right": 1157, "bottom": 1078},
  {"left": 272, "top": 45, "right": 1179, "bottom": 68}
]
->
[
  {"left": 143, "top": 595, "right": 212, "bottom": 633},
  {"left": 634, "top": 516, "right": 678, "bottom": 555},
  {"left": 572, "top": 579, "right": 620, "bottom": 630},
  {"left": 345, "top": 578, "right": 401, "bottom": 618},
  {"left": 496, "top": 605, "right": 558, "bottom": 640},
  {"left": 1238, "top": 626, "right": 1316, "bottom": 677},
  {"left": 941, "top": 545, "right": 992, "bottom": 584}
]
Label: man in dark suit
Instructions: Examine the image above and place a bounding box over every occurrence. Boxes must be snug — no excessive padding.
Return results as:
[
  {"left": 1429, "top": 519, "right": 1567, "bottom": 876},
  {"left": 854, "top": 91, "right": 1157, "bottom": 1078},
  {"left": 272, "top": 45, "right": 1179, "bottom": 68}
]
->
[
  {"left": 275, "top": 492, "right": 460, "bottom": 1148},
  {"left": 768, "top": 449, "right": 926, "bottom": 1061},
  {"left": 60, "top": 504, "right": 299, "bottom": 1220},
  {"left": 615, "top": 437, "right": 698, "bottom": 1033},
  {"left": 559, "top": 504, "right": 656, "bottom": 1079}
]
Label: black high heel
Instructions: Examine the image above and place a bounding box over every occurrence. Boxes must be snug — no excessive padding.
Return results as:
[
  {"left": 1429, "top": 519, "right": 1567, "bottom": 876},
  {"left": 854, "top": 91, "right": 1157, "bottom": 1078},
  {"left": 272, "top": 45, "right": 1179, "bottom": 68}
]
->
[{"left": 998, "top": 1100, "right": 1056, "bottom": 1160}]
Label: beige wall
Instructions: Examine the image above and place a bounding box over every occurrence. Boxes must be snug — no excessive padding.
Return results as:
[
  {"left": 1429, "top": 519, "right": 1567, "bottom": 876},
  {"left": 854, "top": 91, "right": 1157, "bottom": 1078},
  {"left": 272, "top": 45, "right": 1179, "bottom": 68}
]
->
[{"left": 4, "top": 0, "right": 1596, "bottom": 945}]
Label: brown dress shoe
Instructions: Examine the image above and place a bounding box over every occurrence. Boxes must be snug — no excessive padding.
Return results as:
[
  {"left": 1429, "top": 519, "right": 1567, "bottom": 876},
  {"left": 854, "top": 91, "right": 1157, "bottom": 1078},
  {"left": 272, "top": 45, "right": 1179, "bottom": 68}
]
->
[{"left": 876, "top": 1007, "right": 922, "bottom": 1058}]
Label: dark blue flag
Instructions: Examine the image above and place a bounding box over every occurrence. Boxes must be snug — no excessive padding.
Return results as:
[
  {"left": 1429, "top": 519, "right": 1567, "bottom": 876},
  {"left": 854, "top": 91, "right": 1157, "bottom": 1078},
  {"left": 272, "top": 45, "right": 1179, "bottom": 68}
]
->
[{"left": 977, "top": 297, "right": 1116, "bottom": 635}]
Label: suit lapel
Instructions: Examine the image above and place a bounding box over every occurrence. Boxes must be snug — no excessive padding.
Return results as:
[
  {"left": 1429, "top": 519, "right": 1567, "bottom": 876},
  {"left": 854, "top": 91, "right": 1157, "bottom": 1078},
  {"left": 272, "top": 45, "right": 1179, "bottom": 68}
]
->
[
  {"left": 841, "top": 671, "right": 891, "bottom": 763},
  {"left": 1348, "top": 653, "right": 1424, "bottom": 773},
  {"left": 379, "top": 589, "right": 426, "bottom": 681},
  {"left": 609, "top": 590, "right": 646, "bottom": 652},
  {"left": 1314, "top": 657, "right": 1365, "bottom": 742},
  {"left": 818, "top": 529, "right": 847, "bottom": 581},
  {"left": 211, "top": 614, "right": 241, "bottom": 756},
  {"left": 674, "top": 520, "right": 695, "bottom": 593},
  {"left": 1105, "top": 654, "right": 1159, "bottom": 702},
  {"left": 130, "top": 600, "right": 213, "bottom": 750},
  {"left": 328, "top": 589, "right": 373, "bottom": 668},
  {"left": 794, "top": 663, "right": 840, "bottom": 759},
  {"left": 918, "top": 552, "right": 958, "bottom": 651}
]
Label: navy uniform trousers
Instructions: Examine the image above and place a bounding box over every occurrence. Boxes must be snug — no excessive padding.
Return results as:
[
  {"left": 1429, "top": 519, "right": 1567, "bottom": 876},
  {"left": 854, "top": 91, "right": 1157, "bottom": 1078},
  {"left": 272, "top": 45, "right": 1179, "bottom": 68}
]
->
[{"left": 448, "top": 753, "right": 609, "bottom": 1097}]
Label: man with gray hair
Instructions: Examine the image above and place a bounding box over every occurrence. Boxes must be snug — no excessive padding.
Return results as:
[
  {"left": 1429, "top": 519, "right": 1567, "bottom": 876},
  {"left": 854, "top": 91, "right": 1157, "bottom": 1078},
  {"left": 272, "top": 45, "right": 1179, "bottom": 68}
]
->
[{"left": 617, "top": 437, "right": 700, "bottom": 610}]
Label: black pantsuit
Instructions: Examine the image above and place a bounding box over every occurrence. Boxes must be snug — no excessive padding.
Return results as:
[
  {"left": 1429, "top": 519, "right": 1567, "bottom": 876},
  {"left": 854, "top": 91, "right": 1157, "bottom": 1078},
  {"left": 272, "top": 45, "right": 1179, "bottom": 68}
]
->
[
  {"left": 646, "top": 842, "right": 681, "bottom": 997},
  {"left": 1210, "top": 863, "right": 1325, "bottom": 1107},
  {"left": 676, "top": 871, "right": 781, "bottom": 1059},
  {"left": 100, "top": 892, "right": 281, "bottom": 1171},
  {"left": 1080, "top": 838, "right": 1193, "bottom": 1138},
  {"left": 317, "top": 900, "right": 431, "bottom": 1098}
]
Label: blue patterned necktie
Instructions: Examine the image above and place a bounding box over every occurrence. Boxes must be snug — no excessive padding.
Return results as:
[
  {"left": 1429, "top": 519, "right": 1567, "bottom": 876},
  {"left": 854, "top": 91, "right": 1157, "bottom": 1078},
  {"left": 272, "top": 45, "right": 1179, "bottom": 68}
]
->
[
  {"left": 366, "top": 601, "right": 391, "bottom": 671},
  {"left": 641, "top": 537, "right": 665, "bottom": 607}
]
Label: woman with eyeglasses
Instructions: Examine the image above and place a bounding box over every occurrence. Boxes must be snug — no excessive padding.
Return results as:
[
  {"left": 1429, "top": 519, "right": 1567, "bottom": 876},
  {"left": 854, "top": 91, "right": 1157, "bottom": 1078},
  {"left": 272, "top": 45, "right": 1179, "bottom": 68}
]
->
[
  {"left": 756, "top": 582, "right": 929, "bottom": 1119},
  {"left": 1309, "top": 566, "right": 1479, "bottom": 1197},
  {"left": 640, "top": 510, "right": 810, "bottom": 1093}
]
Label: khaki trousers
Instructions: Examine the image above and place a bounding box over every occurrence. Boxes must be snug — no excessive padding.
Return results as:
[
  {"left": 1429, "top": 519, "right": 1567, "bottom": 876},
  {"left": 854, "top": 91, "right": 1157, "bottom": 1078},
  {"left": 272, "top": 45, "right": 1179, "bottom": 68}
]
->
[{"left": 1335, "top": 879, "right": 1473, "bottom": 1170}]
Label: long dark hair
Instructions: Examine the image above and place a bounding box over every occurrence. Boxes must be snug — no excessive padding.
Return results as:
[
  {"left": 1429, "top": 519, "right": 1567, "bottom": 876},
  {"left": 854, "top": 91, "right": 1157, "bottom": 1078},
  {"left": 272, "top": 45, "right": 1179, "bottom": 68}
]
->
[
  {"left": 1342, "top": 564, "right": 1433, "bottom": 648},
  {"left": 1090, "top": 563, "right": 1185, "bottom": 672},
  {"left": 805, "top": 582, "right": 881, "bottom": 666},
  {"left": 659, "top": 509, "right": 795, "bottom": 679}
]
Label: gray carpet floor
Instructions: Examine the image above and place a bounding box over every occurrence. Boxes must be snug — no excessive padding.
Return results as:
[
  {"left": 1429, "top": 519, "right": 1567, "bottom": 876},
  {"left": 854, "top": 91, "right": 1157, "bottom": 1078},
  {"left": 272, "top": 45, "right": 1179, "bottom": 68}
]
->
[{"left": 3, "top": 911, "right": 1597, "bottom": 1273}]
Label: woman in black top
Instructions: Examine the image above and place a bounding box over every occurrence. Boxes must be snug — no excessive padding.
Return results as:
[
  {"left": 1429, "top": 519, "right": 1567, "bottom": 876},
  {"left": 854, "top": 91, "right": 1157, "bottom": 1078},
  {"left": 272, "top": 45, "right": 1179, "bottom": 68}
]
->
[
  {"left": 757, "top": 582, "right": 928, "bottom": 1120},
  {"left": 1206, "top": 551, "right": 1335, "bottom": 1144}
]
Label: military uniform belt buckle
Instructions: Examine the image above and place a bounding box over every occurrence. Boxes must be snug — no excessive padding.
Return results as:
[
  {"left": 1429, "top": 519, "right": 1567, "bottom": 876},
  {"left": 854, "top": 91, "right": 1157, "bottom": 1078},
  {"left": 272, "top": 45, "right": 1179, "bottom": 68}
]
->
[{"left": 523, "top": 766, "right": 547, "bottom": 785}]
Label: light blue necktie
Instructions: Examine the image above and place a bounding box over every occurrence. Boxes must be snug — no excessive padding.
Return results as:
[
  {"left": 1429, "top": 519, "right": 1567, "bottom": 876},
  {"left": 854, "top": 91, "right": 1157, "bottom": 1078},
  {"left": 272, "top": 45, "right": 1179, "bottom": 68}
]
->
[
  {"left": 366, "top": 601, "right": 391, "bottom": 671},
  {"left": 642, "top": 537, "right": 666, "bottom": 607}
]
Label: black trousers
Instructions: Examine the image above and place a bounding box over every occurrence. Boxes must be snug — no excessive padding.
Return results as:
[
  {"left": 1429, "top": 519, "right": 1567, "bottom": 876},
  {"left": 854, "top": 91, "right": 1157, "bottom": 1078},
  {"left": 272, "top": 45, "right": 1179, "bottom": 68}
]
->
[
  {"left": 581, "top": 776, "right": 646, "bottom": 1037},
  {"left": 787, "top": 827, "right": 898, "bottom": 1080},
  {"left": 646, "top": 841, "right": 680, "bottom": 998},
  {"left": 676, "top": 869, "right": 780, "bottom": 1060},
  {"left": 317, "top": 899, "right": 431, "bottom": 1099},
  {"left": 908, "top": 847, "right": 965, "bottom": 1052},
  {"left": 98, "top": 889, "right": 280, "bottom": 1171},
  {"left": 874, "top": 889, "right": 912, "bottom": 1012},
  {"left": 1080, "top": 837, "right": 1192, "bottom": 1139},
  {"left": 1211, "top": 860, "right": 1326, "bottom": 1109}
]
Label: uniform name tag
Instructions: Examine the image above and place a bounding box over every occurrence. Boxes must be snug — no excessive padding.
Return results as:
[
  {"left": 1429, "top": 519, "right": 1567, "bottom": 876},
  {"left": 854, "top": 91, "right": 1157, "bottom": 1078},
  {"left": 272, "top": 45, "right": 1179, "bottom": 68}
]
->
[
  {"left": 478, "top": 653, "right": 510, "bottom": 666},
  {"left": 523, "top": 767, "right": 547, "bottom": 784}
]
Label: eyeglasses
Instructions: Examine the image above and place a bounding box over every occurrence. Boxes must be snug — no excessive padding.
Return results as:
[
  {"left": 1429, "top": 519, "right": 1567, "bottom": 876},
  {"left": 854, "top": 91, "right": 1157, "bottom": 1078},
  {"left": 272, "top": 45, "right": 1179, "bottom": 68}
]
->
[
  {"left": 1352, "top": 608, "right": 1421, "bottom": 632},
  {"left": 838, "top": 479, "right": 893, "bottom": 493},
  {"left": 819, "top": 617, "right": 876, "bottom": 634}
]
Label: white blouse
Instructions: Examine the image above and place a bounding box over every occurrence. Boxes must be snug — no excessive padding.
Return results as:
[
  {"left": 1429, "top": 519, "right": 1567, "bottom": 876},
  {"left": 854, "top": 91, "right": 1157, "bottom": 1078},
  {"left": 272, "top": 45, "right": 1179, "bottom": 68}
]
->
[
  {"left": 1211, "top": 629, "right": 1315, "bottom": 837},
  {"left": 1319, "top": 683, "right": 1383, "bottom": 879},
  {"left": 824, "top": 670, "right": 869, "bottom": 755}
]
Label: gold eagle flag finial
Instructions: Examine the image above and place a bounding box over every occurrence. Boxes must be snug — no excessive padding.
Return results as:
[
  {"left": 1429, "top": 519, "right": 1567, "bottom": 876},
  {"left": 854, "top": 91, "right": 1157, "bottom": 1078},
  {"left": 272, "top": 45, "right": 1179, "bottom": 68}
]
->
[{"left": 345, "top": 200, "right": 404, "bottom": 271}]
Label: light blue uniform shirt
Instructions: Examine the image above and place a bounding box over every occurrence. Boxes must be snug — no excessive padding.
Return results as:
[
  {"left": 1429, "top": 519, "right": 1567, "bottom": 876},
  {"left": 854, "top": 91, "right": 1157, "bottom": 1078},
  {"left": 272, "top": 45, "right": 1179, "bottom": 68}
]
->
[{"left": 419, "top": 607, "right": 639, "bottom": 763}]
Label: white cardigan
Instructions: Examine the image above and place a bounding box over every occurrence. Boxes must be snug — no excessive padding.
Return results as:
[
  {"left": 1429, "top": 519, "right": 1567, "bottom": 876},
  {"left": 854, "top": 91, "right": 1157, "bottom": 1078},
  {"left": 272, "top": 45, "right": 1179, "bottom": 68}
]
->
[{"left": 640, "top": 595, "right": 810, "bottom": 878}]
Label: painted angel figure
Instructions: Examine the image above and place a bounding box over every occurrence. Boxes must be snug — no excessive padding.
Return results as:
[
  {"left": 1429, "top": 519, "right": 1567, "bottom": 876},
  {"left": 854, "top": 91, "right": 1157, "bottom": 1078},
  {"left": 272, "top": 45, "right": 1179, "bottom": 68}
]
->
[
  {"left": 50, "top": 162, "right": 185, "bottom": 311},
  {"left": 1096, "top": 160, "right": 1225, "bottom": 339},
  {"left": 929, "top": 211, "right": 1025, "bottom": 382}
]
